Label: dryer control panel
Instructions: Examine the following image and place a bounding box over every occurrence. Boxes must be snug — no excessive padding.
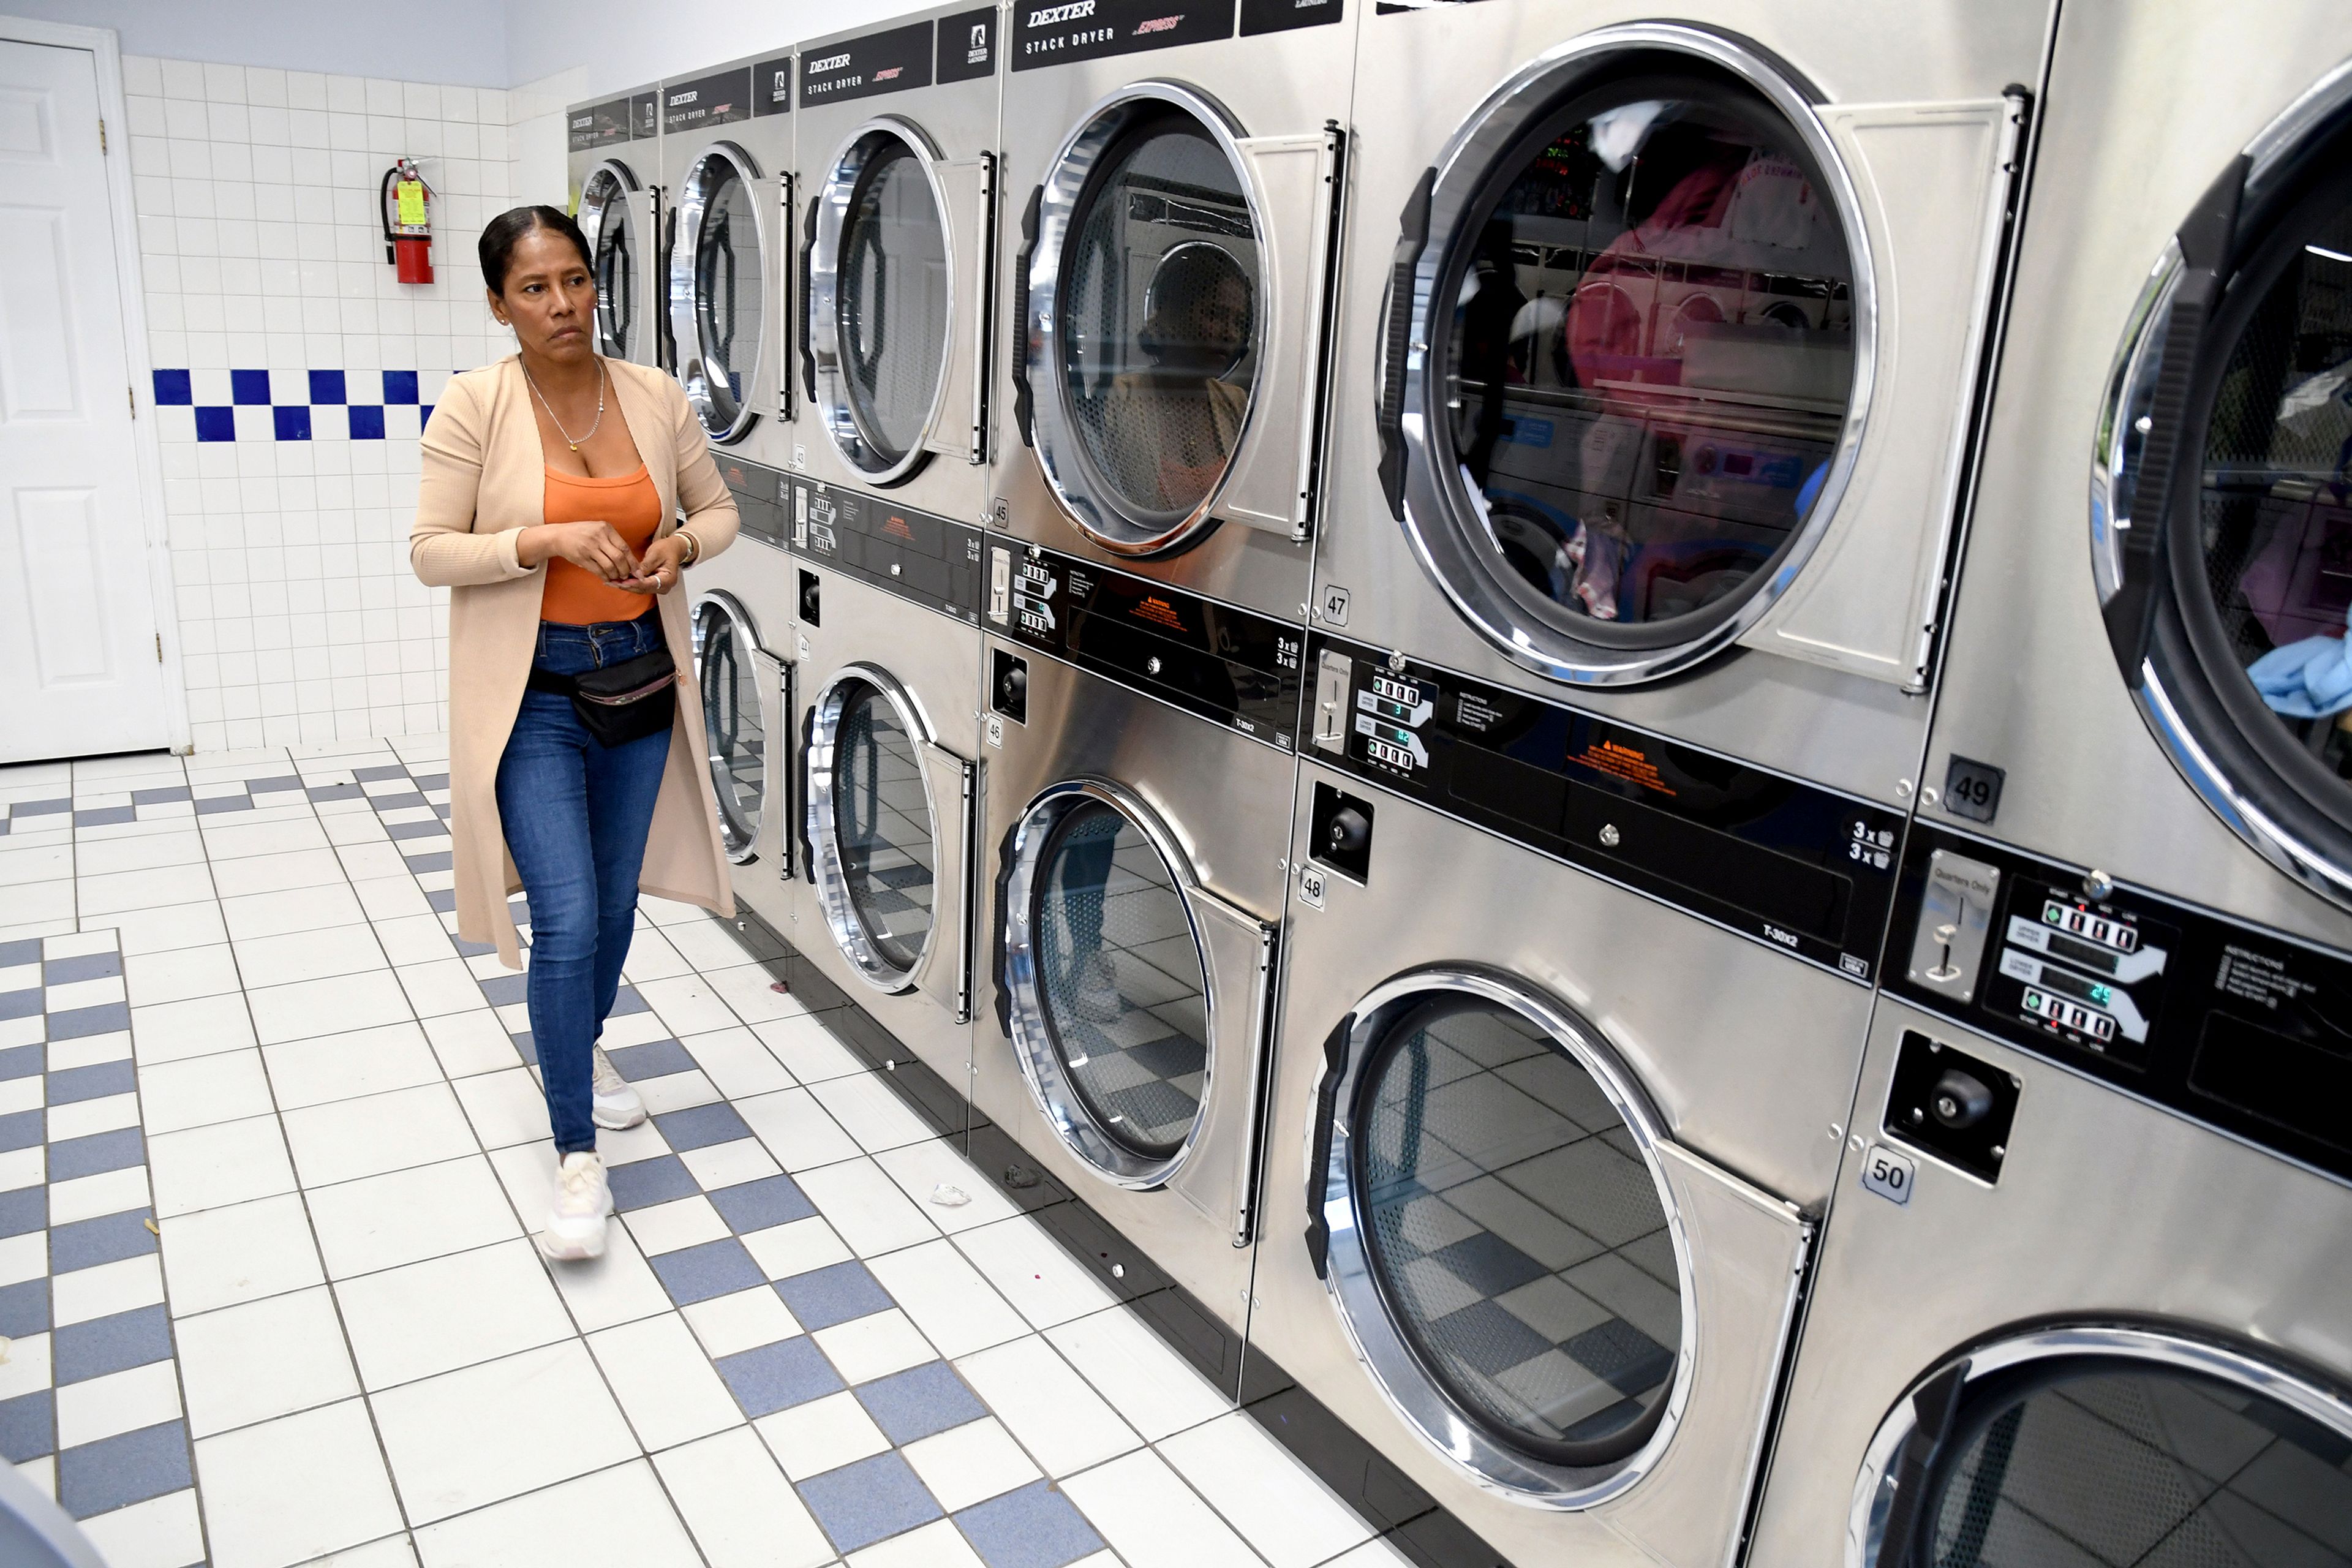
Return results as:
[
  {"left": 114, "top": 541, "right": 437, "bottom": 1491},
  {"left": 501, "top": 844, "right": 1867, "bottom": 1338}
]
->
[
  {"left": 989, "top": 543, "right": 1304, "bottom": 750},
  {"left": 1305, "top": 633, "right": 1905, "bottom": 981},
  {"left": 1893, "top": 823, "right": 2352, "bottom": 1188},
  {"left": 786, "top": 477, "right": 986, "bottom": 623},
  {"left": 718, "top": 456, "right": 791, "bottom": 552}
]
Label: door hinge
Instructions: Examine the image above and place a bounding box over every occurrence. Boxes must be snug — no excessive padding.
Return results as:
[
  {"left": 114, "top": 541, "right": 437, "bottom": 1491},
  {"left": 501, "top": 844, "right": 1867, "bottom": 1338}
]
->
[
  {"left": 128, "top": 384, "right": 136, "bottom": 418},
  {"left": 154, "top": 633, "right": 162, "bottom": 663},
  {"left": 99, "top": 118, "right": 107, "bottom": 154}
]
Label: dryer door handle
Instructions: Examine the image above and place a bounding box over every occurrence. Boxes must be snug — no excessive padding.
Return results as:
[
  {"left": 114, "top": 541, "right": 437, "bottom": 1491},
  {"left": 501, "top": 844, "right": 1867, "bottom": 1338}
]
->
[
  {"left": 1303, "top": 1015, "right": 1351, "bottom": 1280},
  {"left": 1010, "top": 184, "right": 1042, "bottom": 449},
  {"left": 799, "top": 193, "right": 822, "bottom": 404},
  {"left": 2102, "top": 154, "right": 2245, "bottom": 680},
  {"left": 1376, "top": 167, "right": 1435, "bottom": 522}
]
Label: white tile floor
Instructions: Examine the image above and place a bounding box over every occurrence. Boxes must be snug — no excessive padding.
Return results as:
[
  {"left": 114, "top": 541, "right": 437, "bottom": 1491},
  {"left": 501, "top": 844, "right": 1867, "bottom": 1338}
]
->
[{"left": 0, "top": 739, "right": 1404, "bottom": 1568}]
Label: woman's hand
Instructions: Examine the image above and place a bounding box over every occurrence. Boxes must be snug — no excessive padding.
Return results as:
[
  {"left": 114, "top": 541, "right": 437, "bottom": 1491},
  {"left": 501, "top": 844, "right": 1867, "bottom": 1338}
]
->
[
  {"left": 518, "top": 521, "right": 639, "bottom": 581},
  {"left": 616, "top": 534, "right": 690, "bottom": 596}
]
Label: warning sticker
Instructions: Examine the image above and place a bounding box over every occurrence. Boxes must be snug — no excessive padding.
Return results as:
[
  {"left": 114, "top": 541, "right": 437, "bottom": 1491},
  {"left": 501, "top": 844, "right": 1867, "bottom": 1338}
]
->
[
  {"left": 1130, "top": 595, "right": 1188, "bottom": 634},
  {"left": 1572, "top": 737, "right": 1677, "bottom": 796}
]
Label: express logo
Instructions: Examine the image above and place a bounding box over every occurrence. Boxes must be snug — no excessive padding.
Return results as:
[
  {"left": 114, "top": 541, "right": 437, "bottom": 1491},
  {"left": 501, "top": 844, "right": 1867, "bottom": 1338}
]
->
[
  {"left": 1134, "top": 13, "right": 1183, "bottom": 30},
  {"left": 875, "top": 66, "right": 902, "bottom": 80},
  {"left": 807, "top": 51, "right": 851, "bottom": 72},
  {"left": 1029, "top": 1, "right": 1095, "bottom": 24}
]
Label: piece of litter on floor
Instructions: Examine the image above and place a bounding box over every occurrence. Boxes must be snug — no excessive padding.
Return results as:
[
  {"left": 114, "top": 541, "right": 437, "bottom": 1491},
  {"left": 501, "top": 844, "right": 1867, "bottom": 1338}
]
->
[
  {"left": 0, "top": 1336, "right": 11, "bottom": 1362},
  {"left": 771, "top": 981, "right": 790, "bottom": 994},
  {"left": 929, "top": 1183, "right": 970, "bottom": 1207},
  {"left": 144, "top": 1218, "right": 159, "bottom": 1235}
]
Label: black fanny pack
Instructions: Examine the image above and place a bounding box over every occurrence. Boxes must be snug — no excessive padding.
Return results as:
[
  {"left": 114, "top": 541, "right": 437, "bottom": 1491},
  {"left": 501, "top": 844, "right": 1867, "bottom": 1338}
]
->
[{"left": 528, "top": 645, "right": 677, "bottom": 748}]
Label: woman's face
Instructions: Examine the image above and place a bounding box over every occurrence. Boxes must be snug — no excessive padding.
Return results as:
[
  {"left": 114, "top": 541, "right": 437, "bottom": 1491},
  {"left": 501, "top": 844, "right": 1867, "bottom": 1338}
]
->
[{"left": 489, "top": 226, "right": 597, "bottom": 363}]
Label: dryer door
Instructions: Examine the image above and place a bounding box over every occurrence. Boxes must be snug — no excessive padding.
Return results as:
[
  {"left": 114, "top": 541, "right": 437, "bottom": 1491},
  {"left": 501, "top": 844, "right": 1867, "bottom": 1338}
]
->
[
  {"left": 805, "top": 666, "right": 975, "bottom": 1015},
  {"left": 2099, "top": 82, "right": 2352, "bottom": 912},
  {"left": 1023, "top": 83, "right": 1340, "bottom": 554},
  {"left": 693, "top": 593, "right": 770, "bottom": 865},
  {"left": 998, "top": 780, "right": 1275, "bottom": 1242},
  {"left": 1383, "top": 25, "right": 1882, "bottom": 686},
  {"left": 579, "top": 158, "right": 650, "bottom": 363},
  {"left": 671, "top": 141, "right": 768, "bottom": 443},
  {"left": 1854, "top": 1326, "right": 2352, "bottom": 1567}
]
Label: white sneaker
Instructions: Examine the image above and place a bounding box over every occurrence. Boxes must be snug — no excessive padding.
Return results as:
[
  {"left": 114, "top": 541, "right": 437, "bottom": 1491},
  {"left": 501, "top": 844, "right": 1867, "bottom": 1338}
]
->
[
  {"left": 538, "top": 1152, "right": 611, "bottom": 1261},
  {"left": 590, "top": 1045, "right": 646, "bottom": 1130}
]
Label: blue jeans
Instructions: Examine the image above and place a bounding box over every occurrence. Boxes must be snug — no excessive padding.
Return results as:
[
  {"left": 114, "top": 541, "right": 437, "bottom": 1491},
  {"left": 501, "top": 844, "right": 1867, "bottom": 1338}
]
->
[{"left": 496, "top": 614, "right": 669, "bottom": 1156}]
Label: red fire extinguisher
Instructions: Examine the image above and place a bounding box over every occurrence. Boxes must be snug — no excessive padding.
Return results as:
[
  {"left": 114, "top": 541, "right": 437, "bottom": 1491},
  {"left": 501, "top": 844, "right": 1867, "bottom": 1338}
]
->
[{"left": 379, "top": 157, "right": 435, "bottom": 284}]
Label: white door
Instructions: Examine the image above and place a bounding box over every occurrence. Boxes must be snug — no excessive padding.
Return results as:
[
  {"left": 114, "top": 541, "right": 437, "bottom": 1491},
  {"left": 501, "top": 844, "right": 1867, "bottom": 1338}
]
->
[{"left": 0, "top": 39, "right": 168, "bottom": 763}]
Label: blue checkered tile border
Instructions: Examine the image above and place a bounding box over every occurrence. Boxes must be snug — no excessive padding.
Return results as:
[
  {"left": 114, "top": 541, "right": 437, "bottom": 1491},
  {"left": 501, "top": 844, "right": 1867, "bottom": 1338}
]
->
[
  {"left": 151, "top": 369, "right": 437, "bottom": 443},
  {"left": 0, "top": 930, "right": 198, "bottom": 1531}
]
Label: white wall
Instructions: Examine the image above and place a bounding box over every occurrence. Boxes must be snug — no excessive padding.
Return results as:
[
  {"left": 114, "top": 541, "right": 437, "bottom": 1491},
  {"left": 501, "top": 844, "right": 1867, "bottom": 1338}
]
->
[
  {"left": 504, "top": 0, "right": 905, "bottom": 102},
  {"left": 5, "top": 0, "right": 510, "bottom": 86}
]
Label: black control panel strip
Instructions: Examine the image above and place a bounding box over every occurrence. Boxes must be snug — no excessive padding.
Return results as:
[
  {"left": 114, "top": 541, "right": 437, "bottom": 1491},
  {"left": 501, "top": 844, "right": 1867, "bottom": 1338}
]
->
[
  {"left": 785, "top": 477, "right": 987, "bottom": 624},
  {"left": 1305, "top": 633, "right": 1905, "bottom": 984},
  {"left": 987, "top": 541, "right": 1305, "bottom": 751},
  {"left": 717, "top": 454, "right": 792, "bottom": 551},
  {"left": 1891, "top": 821, "right": 2352, "bottom": 1189}
]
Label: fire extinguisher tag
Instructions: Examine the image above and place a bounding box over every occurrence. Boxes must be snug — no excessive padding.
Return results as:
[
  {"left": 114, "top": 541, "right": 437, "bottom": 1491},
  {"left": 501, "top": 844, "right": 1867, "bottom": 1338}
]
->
[{"left": 396, "top": 181, "right": 428, "bottom": 228}]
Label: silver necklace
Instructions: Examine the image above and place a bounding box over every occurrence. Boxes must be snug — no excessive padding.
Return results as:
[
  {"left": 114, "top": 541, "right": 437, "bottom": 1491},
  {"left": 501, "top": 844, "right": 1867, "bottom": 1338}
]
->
[{"left": 522, "top": 355, "right": 605, "bottom": 451}]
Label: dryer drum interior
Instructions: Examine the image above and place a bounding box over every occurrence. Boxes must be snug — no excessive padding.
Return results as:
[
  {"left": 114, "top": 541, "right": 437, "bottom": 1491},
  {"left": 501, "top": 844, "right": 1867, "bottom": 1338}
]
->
[
  {"left": 693, "top": 595, "right": 766, "bottom": 863},
  {"left": 1856, "top": 1329, "right": 2352, "bottom": 1567},
  {"left": 1392, "top": 33, "right": 1869, "bottom": 683},
  {"left": 673, "top": 143, "right": 766, "bottom": 442},
  {"left": 579, "top": 159, "right": 642, "bottom": 360},
  {"left": 807, "top": 671, "right": 940, "bottom": 987},
  {"left": 813, "top": 126, "right": 954, "bottom": 481},
  {"left": 1005, "top": 788, "right": 1215, "bottom": 1182},
  {"left": 2101, "top": 92, "right": 2352, "bottom": 906},
  {"left": 1314, "top": 976, "right": 1692, "bottom": 1504},
  {"left": 1034, "top": 91, "right": 1265, "bottom": 554}
]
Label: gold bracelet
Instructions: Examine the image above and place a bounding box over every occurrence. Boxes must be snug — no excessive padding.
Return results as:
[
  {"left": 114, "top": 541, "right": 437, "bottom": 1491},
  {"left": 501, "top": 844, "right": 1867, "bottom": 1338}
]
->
[{"left": 677, "top": 529, "right": 701, "bottom": 567}]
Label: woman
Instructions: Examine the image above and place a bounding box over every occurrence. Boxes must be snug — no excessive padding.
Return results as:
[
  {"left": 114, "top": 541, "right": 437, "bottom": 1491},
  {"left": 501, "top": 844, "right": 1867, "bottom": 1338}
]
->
[{"left": 412, "top": 205, "right": 741, "bottom": 1261}]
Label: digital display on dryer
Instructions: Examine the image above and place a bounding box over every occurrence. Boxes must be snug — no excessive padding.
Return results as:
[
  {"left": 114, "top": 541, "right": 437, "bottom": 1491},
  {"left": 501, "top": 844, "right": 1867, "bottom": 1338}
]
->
[{"left": 785, "top": 478, "right": 985, "bottom": 621}]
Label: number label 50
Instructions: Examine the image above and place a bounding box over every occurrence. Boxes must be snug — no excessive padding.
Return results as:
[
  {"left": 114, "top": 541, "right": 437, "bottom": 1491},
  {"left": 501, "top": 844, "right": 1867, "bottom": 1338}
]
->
[{"left": 1861, "top": 1144, "right": 1917, "bottom": 1207}]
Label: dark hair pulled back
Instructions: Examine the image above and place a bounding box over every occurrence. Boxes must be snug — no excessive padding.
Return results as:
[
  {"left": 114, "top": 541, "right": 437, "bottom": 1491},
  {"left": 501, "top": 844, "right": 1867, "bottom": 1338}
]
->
[{"left": 479, "top": 205, "right": 594, "bottom": 295}]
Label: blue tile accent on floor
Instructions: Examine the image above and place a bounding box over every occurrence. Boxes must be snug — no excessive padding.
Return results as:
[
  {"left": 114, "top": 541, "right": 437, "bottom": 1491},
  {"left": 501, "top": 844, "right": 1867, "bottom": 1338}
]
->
[
  {"left": 384, "top": 820, "right": 445, "bottom": 841},
  {"left": 955, "top": 1480, "right": 1107, "bottom": 1568},
  {"left": 56, "top": 1420, "right": 193, "bottom": 1519},
  {"left": 477, "top": 973, "right": 527, "bottom": 1006},
  {"left": 44, "top": 954, "right": 122, "bottom": 985},
  {"left": 606, "top": 1155, "right": 700, "bottom": 1212},
  {"left": 714, "top": 1335, "right": 845, "bottom": 1418},
  {"left": 605, "top": 1038, "right": 695, "bottom": 1081},
  {"left": 0, "top": 1110, "right": 45, "bottom": 1152},
  {"left": 0, "top": 992, "right": 38, "bottom": 1023},
  {"left": 404, "top": 851, "right": 453, "bottom": 873},
  {"left": 0, "top": 1389, "right": 55, "bottom": 1464},
  {"left": 647, "top": 1237, "right": 767, "bottom": 1305},
  {"left": 0, "top": 938, "right": 42, "bottom": 965},
  {"left": 230, "top": 369, "right": 270, "bottom": 405},
  {"left": 53, "top": 1305, "right": 175, "bottom": 1386},
  {"left": 47, "top": 1005, "right": 132, "bottom": 1044},
  {"left": 48, "top": 1128, "right": 144, "bottom": 1183},
  {"left": 0, "top": 1278, "right": 50, "bottom": 1339},
  {"left": 151, "top": 369, "right": 191, "bottom": 405},
  {"left": 71, "top": 807, "right": 135, "bottom": 828},
  {"left": 48, "top": 1208, "right": 158, "bottom": 1273},
  {"left": 306, "top": 783, "right": 364, "bottom": 803},
  {"left": 856, "top": 1360, "right": 986, "bottom": 1445},
  {"left": 774, "top": 1261, "right": 894, "bottom": 1331},
  {"left": 427, "top": 888, "right": 458, "bottom": 913},
  {"left": 47, "top": 1057, "right": 135, "bottom": 1102},
  {"left": 709, "top": 1174, "right": 815, "bottom": 1235},
  {"left": 609, "top": 986, "right": 650, "bottom": 1017},
  {"left": 799, "top": 1449, "right": 944, "bottom": 1556},
  {"left": 128, "top": 786, "right": 190, "bottom": 807},
  {"left": 0, "top": 1044, "right": 38, "bottom": 1080},
  {"left": 0, "top": 1185, "right": 46, "bottom": 1239},
  {"left": 652, "top": 1102, "right": 752, "bottom": 1152}
]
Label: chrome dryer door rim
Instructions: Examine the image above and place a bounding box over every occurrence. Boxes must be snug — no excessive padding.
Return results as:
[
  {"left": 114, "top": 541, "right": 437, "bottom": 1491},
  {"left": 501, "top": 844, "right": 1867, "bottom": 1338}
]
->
[
  {"left": 578, "top": 157, "right": 643, "bottom": 360},
  {"left": 1310, "top": 967, "right": 1697, "bottom": 1509},
  {"left": 692, "top": 591, "right": 766, "bottom": 864},
  {"left": 805, "top": 663, "right": 941, "bottom": 993},
  {"left": 669, "top": 139, "right": 767, "bottom": 445},
  {"left": 1390, "top": 22, "right": 1876, "bottom": 687},
  {"left": 809, "top": 116, "right": 957, "bottom": 486}
]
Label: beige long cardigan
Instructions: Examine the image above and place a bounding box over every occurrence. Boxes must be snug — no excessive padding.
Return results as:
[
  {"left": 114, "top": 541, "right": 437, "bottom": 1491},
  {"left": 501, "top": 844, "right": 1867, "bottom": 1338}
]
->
[{"left": 411, "top": 354, "right": 741, "bottom": 968}]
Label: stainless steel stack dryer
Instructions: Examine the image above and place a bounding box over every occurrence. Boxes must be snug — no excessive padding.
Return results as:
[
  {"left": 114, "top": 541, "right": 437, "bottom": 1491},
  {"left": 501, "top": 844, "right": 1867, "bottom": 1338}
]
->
[{"left": 566, "top": 83, "right": 663, "bottom": 368}]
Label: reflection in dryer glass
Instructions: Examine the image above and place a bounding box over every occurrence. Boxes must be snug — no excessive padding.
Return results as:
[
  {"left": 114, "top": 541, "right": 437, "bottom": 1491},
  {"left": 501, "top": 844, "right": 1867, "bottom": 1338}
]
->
[
  {"left": 1034, "top": 802, "right": 1208, "bottom": 1158},
  {"left": 1918, "top": 1362, "right": 2352, "bottom": 1566},
  {"left": 2190, "top": 198, "right": 2352, "bottom": 780},
  {"left": 841, "top": 142, "right": 951, "bottom": 465},
  {"left": 695, "top": 603, "right": 764, "bottom": 856},
  {"left": 1446, "top": 77, "right": 1855, "bottom": 630},
  {"left": 1357, "top": 998, "right": 1679, "bottom": 1461},
  {"left": 584, "top": 167, "right": 636, "bottom": 358},
  {"left": 695, "top": 160, "right": 764, "bottom": 429},
  {"left": 1061, "top": 110, "right": 1261, "bottom": 524},
  {"left": 832, "top": 683, "right": 937, "bottom": 970}
]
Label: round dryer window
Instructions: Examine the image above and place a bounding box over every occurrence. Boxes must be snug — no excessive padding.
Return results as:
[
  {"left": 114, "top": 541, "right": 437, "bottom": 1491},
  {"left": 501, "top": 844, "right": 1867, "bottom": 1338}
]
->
[
  {"left": 1004, "top": 787, "right": 1213, "bottom": 1180},
  {"left": 673, "top": 144, "right": 766, "bottom": 443},
  {"left": 579, "top": 160, "right": 643, "bottom": 360},
  {"left": 1393, "top": 27, "right": 1870, "bottom": 684},
  {"left": 1030, "top": 87, "right": 1264, "bottom": 554},
  {"left": 813, "top": 126, "right": 953, "bottom": 481},
  {"left": 693, "top": 595, "right": 766, "bottom": 862},
  {"left": 2101, "top": 88, "right": 2352, "bottom": 908},
  {"left": 808, "top": 672, "right": 938, "bottom": 987},
  {"left": 1856, "top": 1328, "right": 2352, "bottom": 1567},
  {"left": 1315, "top": 976, "right": 1691, "bottom": 1502}
]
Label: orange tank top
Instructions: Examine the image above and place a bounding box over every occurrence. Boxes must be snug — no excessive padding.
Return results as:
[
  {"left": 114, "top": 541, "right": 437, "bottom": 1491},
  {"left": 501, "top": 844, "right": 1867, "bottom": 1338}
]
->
[{"left": 540, "top": 464, "right": 663, "bottom": 625}]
